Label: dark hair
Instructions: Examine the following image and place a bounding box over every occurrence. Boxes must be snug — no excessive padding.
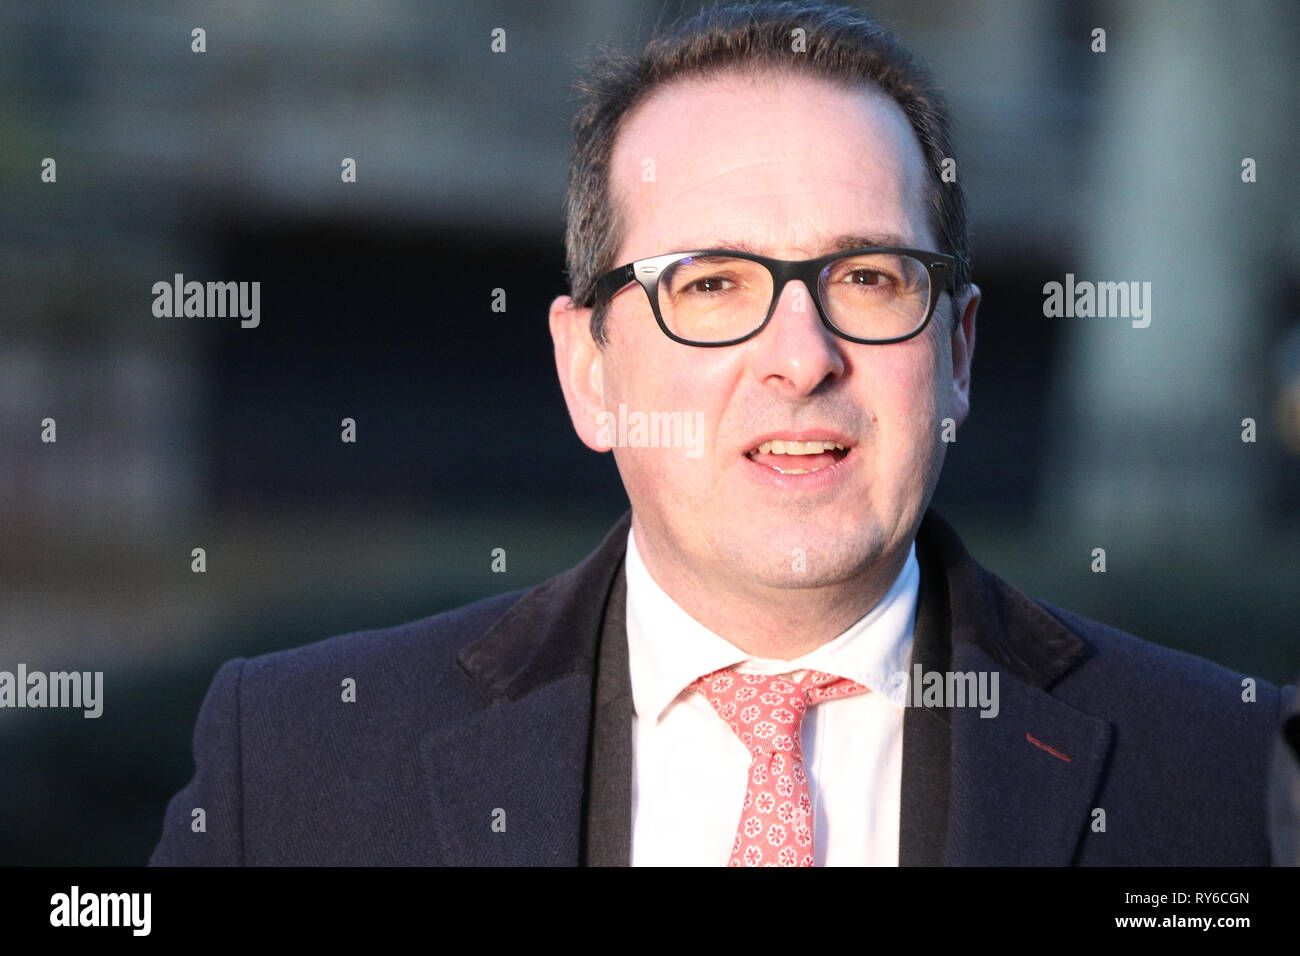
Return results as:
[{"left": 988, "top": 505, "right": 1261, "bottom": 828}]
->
[{"left": 564, "top": 0, "right": 971, "bottom": 345}]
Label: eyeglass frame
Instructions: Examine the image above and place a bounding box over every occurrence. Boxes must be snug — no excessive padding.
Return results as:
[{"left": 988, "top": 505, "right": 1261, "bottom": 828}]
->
[{"left": 591, "top": 245, "right": 956, "bottom": 347}]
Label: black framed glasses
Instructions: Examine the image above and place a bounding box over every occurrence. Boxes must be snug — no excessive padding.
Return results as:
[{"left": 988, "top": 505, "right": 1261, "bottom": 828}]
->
[{"left": 592, "top": 246, "right": 955, "bottom": 347}]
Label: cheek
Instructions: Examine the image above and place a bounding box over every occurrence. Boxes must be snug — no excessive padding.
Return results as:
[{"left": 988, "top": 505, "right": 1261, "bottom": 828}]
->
[
  {"left": 605, "top": 336, "right": 731, "bottom": 423},
  {"left": 602, "top": 308, "right": 676, "bottom": 402},
  {"left": 862, "top": 346, "right": 947, "bottom": 456},
  {"left": 601, "top": 344, "right": 724, "bottom": 492},
  {"left": 612, "top": 433, "right": 714, "bottom": 521}
]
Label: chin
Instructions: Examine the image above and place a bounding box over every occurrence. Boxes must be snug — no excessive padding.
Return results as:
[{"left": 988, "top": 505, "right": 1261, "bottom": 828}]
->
[{"left": 715, "top": 526, "right": 890, "bottom": 592}]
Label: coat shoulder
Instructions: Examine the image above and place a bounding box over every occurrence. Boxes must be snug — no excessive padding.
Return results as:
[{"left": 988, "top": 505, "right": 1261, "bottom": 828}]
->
[
  {"left": 1036, "top": 598, "right": 1281, "bottom": 713},
  {"left": 149, "top": 586, "right": 536, "bottom": 866},
  {"left": 238, "top": 586, "right": 530, "bottom": 687},
  {"left": 1029, "top": 599, "right": 1286, "bottom": 864}
]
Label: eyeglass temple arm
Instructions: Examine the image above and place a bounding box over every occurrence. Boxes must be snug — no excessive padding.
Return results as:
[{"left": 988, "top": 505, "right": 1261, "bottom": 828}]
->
[{"left": 594, "top": 264, "right": 637, "bottom": 304}]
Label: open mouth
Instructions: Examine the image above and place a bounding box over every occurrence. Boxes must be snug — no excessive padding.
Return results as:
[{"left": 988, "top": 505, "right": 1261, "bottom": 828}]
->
[{"left": 744, "top": 439, "right": 852, "bottom": 475}]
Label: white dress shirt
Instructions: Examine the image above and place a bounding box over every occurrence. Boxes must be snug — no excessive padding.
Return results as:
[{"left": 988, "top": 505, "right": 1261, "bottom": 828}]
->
[{"left": 625, "top": 526, "right": 919, "bottom": 866}]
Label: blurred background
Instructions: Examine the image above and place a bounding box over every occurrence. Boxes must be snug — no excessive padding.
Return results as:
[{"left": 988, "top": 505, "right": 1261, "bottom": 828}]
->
[{"left": 1, "top": 0, "right": 1297, "bottom": 864}]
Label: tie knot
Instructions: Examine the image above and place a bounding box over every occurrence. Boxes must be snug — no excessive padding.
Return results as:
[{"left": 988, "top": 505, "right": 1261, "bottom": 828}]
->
[
  {"left": 801, "top": 669, "right": 869, "bottom": 704},
  {"left": 690, "top": 667, "right": 867, "bottom": 758}
]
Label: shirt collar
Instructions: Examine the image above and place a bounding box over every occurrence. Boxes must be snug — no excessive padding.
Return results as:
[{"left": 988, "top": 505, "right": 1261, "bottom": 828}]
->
[{"left": 624, "top": 525, "right": 918, "bottom": 724}]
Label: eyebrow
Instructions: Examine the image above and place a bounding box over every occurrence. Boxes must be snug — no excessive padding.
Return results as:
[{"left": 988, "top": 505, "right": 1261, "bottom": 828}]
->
[{"left": 676, "top": 232, "right": 918, "bottom": 256}]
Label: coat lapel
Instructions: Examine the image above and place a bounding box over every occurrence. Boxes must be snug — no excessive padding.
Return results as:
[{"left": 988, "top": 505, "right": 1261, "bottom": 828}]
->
[
  {"left": 898, "top": 527, "right": 953, "bottom": 865},
  {"left": 582, "top": 561, "right": 634, "bottom": 865},
  {"left": 417, "top": 511, "right": 632, "bottom": 865},
  {"left": 944, "top": 645, "right": 1112, "bottom": 865},
  {"left": 917, "top": 511, "right": 1113, "bottom": 865}
]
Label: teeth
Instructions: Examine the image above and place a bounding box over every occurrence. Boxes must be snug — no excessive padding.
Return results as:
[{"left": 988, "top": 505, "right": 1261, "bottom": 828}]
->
[{"left": 754, "top": 440, "right": 846, "bottom": 456}]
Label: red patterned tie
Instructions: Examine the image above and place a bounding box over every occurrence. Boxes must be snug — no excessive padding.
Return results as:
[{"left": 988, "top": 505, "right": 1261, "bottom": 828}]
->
[{"left": 690, "top": 667, "right": 868, "bottom": 867}]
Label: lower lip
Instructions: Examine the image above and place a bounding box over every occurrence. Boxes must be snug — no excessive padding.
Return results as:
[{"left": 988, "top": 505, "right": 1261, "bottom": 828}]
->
[{"left": 741, "top": 449, "right": 856, "bottom": 491}]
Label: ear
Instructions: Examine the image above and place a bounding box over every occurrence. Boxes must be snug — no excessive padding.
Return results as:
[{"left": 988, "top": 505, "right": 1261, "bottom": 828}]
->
[
  {"left": 948, "top": 283, "right": 979, "bottom": 427},
  {"left": 549, "top": 294, "right": 612, "bottom": 453}
]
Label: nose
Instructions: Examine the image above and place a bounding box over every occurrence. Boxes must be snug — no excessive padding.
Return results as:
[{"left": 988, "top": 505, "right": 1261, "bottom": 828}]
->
[{"left": 748, "top": 279, "right": 846, "bottom": 395}]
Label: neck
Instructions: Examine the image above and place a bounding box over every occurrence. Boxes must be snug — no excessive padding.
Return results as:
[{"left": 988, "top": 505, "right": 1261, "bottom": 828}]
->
[{"left": 631, "top": 519, "right": 910, "bottom": 660}]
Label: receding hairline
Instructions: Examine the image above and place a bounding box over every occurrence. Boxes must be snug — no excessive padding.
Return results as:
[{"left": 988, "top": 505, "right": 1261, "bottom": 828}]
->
[{"left": 602, "top": 65, "right": 937, "bottom": 267}]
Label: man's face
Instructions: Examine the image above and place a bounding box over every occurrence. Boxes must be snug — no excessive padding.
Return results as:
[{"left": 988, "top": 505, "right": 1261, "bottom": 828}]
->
[{"left": 552, "top": 69, "right": 977, "bottom": 605}]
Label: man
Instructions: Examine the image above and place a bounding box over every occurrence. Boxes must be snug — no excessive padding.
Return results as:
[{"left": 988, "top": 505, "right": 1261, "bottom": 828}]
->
[{"left": 151, "top": 0, "right": 1290, "bottom": 866}]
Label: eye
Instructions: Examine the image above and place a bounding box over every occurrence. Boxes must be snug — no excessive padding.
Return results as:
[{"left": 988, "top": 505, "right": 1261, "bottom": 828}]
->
[
  {"left": 662, "top": 255, "right": 764, "bottom": 300},
  {"left": 689, "top": 275, "right": 732, "bottom": 294},
  {"left": 845, "top": 268, "right": 890, "bottom": 288}
]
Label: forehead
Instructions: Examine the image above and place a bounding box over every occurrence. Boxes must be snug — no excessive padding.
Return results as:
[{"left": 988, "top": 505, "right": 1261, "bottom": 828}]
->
[{"left": 608, "top": 69, "right": 932, "bottom": 262}]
